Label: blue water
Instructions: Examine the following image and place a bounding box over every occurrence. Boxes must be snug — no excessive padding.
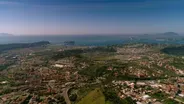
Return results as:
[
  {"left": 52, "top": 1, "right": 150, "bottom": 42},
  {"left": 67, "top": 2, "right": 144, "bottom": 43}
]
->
[
  {"left": 0, "top": 35, "right": 126, "bottom": 46},
  {"left": 0, "top": 35, "right": 184, "bottom": 46}
]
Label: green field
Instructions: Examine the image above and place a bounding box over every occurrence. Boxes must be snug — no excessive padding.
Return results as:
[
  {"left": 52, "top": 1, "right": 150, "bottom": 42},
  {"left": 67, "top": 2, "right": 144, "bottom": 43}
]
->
[{"left": 77, "top": 88, "right": 105, "bottom": 104}]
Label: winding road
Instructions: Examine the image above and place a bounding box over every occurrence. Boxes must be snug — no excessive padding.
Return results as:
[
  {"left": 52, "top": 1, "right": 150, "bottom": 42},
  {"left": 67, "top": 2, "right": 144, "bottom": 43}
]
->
[{"left": 62, "top": 87, "right": 71, "bottom": 104}]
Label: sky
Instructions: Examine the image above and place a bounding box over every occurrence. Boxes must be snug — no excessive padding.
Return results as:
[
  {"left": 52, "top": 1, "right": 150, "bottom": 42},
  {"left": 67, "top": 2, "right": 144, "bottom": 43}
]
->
[{"left": 0, "top": 0, "right": 184, "bottom": 35}]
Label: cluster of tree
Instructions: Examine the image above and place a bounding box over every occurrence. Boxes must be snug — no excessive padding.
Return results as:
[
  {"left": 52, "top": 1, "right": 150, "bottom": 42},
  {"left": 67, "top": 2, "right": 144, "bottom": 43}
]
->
[
  {"left": 78, "top": 59, "right": 163, "bottom": 82},
  {"left": 87, "top": 46, "right": 117, "bottom": 53},
  {"left": 103, "top": 88, "right": 136, "bottom": 104},
  {"left": 78, "top": 64, "right": 109, "bottom": 80},
  {"left": 163, "top": 99, "right": 179, "bottom": 104},
  {"left": 53, "top": 49, "right": 84, "bottom": 60},
  {"left": 0, "top": 85, "right": 12, "bottom": 96},
  {"left": 0, "top": 41, "right": 50, "bottom": 53},
  {"left": 161, "top": 46, "right": 184, "bottom": 56},
  {"left": 0, "top": 63, "right": 13, "bottom": 70},
  {"left": 117, "top": 75, "right": 165, "bottom": 81},
  {"left": 78, "top": 62, "right": 130, "bottom": 81},
  {"left": 69, "top": 94, "right": 77, "bottom": 101},
  {"left": 151, "top": 91, "right": 168, "bottom": 100},
  {"left": 52, "top": 46, "right": 116, "bottom": 60},
  {"left": 151, "top": 91, "right": 179, "bottom": 103}
]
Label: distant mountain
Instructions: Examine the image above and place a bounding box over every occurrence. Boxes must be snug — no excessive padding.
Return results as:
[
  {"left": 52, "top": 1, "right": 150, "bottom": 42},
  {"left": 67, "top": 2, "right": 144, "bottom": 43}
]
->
[
  {"left": 143, "top": 32, "right": 180, "bottom": 39},
  {"left": 0, "top": 33, "right": 14, "bottom": 37},
  {"left": 140, "top": 32, "right": 179, "bottom": 37},
  {"left": 162, "top": 32, "right": 179, "bottom": 36}
]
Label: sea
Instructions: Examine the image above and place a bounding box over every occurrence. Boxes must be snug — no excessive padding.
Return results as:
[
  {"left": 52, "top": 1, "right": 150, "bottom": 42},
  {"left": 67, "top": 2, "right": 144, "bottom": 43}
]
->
[{"left": 1, "top": 35, "right": 184, "bottom": 46}]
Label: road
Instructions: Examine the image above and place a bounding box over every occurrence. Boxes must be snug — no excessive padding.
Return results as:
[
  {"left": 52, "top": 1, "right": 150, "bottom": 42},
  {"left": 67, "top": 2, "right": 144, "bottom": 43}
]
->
[
  {"left": 62, "top": 87, "right": 71, "bottom": 104},
  {"left": 174, "top": 98, "right": 184, "bottom": 104}
]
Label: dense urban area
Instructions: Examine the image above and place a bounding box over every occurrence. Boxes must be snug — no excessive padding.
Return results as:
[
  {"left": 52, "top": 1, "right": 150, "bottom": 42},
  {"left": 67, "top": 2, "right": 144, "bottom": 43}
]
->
[{"left": 0, "top": 41, "right": 184, "bottom": 104}]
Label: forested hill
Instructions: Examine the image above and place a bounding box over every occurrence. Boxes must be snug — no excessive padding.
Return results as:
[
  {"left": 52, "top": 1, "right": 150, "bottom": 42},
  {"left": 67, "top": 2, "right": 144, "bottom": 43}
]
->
[
  {"left": 0, "top": 41, "right": 50, "bottom": 52},
  {"left": 161, "top": 46, "right": 184, "bottom": 56}
]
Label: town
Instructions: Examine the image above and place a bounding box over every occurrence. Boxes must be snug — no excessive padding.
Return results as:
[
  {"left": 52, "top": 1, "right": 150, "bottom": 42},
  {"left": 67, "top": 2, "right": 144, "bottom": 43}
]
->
[{"left": 0, "top": 43, "right": 184, "bottom": 104}]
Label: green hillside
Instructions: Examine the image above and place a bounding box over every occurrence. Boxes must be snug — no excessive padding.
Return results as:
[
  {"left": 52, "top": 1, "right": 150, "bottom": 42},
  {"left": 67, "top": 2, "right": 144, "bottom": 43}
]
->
[{"left": 77, "top": 88, "right": 105, "bottom": 104}]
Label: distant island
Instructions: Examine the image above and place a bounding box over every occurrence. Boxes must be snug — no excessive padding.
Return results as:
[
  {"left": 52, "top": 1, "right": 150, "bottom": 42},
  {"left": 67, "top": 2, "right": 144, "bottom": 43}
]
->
[
  {"left": 64, "top": 41, "right": 75, "bottom": 46},
  {"left": 162, "top": 32, "right": 179, "bottom": 36},
  {"left": 143, "top": 32, "right": 179, "bottom": 36},
  {"left": 0, "top": 33, "right": 14, "bottom": 37},
  {"left": 0, "top": 41, "right": 50, "bottom": 52}
]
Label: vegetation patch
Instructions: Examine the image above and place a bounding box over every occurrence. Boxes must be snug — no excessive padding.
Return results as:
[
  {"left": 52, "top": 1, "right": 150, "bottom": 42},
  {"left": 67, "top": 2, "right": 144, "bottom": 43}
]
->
[
  {"left": 52, "top": 46, "right": 116, "bottom": 60},
  {"left": 77, "top": 88, "right": 105, "bottom": 104},
  {"left": 103, "top": 88, "right": 136, "bottom": 104},
  {"left": 161, "top": 46, "right": 184, "bottom": 56},
  {"left": 151, "top": 91, "right": 168, "bottom": 101}
]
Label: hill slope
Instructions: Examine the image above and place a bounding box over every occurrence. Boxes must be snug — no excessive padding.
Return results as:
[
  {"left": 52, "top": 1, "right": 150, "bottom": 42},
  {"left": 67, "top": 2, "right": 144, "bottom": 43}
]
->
[{"left": 0, "top": 41, "right": 50, "bottom": 52}]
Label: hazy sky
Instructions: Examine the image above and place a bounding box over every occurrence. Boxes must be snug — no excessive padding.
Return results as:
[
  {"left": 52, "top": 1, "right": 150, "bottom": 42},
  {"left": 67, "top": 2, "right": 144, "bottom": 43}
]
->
[{"left": 0, "top": 0, "right": 184, "bottom": 35}]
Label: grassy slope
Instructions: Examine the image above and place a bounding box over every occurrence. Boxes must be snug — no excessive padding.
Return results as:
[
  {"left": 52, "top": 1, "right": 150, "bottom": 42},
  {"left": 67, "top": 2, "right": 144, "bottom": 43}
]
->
[{"left": 77, "top": 88, "right": 105, "bottom": 104}]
